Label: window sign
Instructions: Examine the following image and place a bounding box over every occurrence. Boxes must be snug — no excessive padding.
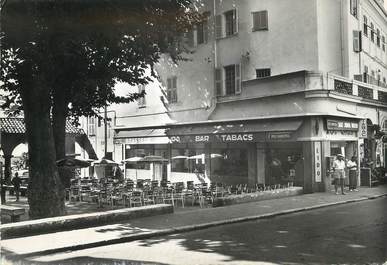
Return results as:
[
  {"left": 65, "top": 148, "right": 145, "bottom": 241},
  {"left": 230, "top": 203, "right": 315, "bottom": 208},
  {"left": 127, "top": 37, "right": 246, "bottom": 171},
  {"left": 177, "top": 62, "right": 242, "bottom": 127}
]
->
[{"left": 359, "top": 119, "right": 367, "bottom": 138}]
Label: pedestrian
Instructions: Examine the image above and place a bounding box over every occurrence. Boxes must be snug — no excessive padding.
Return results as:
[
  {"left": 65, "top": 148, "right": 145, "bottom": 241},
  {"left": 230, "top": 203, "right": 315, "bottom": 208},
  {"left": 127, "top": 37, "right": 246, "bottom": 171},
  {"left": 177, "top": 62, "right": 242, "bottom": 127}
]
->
[
  {"left": 347, "top": 156, "right": 358, "bottom": 191},
  {"left": 11, "top": 172, "right": 22, "bottom": 201},
  {"left": 332, "top": 154, "right": 346, "bottom": 195}
]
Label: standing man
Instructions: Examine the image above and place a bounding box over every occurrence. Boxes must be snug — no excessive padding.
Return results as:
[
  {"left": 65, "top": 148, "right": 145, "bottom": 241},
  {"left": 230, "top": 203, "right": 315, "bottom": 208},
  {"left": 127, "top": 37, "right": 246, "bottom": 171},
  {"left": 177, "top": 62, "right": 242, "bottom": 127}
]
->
[
  {"left": 11, "top": 172, "right": 22, "bottom": 201},
  {"left": 347, "top": 156, "right": 358, "bottom": 192},
  {"left": 332, "top": 154, "right": 346, "bottom": 195}
]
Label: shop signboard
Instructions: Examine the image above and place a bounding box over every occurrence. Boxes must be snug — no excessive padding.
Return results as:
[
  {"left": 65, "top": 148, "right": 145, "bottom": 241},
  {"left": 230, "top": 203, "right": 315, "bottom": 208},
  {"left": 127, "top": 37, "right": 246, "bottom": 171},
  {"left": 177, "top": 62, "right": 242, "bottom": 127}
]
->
[
  {"left": 314, "top": 142, "right": 322, "bottom": 182},
  {"left": 267, "top": 132, "right": 292, "bottom": 140},
  {"left": 326, "top": 119, "right": 359, "bottom": 131},
  {"left": 359, "top": 119, "right": 367, "bottom": 138},
  {"left": 114, "top": 137, "right": 170, "bottom": 145},
  {"left": 169, "top": 133, "right": 264, "bottom": 143}
]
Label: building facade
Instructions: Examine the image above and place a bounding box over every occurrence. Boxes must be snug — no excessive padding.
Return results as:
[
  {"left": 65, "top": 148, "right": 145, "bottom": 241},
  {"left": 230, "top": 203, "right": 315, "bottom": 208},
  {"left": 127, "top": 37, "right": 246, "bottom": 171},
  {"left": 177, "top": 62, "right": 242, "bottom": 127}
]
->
[{"left": 86, "top": 0, "right": 387, "bottom": 193}]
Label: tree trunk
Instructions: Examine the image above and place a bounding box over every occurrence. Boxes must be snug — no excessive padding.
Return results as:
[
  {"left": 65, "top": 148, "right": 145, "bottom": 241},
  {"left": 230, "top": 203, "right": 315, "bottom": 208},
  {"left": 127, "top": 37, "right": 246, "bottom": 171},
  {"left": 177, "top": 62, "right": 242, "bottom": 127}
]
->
[
  {"left": 52, "top": 91, "right": 72, "bottom": 188},
  {"left": 20, "top": 64, "right": 65, "bottom": 219}
]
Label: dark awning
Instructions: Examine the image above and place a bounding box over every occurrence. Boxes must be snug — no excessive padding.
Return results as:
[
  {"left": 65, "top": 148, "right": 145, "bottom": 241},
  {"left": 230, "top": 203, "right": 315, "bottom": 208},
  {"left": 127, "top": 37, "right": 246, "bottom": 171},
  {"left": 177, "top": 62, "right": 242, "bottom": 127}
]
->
[
  {"left": 115, "top": 128, "right": 167, "bottom": 139},
  {"left": 166, "top": 119, "right": 303, "bottom": 136}
]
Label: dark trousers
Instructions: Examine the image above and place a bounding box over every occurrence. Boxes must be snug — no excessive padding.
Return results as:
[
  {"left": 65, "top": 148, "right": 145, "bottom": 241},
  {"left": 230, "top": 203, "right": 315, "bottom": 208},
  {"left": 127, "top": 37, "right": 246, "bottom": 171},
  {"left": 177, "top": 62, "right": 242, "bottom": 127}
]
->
[
  {"left": 14, "top": 187, "right": 20, "bottom": 201},
  {"left": 349, "top": 170, "right": 357, "bottom": 190}
]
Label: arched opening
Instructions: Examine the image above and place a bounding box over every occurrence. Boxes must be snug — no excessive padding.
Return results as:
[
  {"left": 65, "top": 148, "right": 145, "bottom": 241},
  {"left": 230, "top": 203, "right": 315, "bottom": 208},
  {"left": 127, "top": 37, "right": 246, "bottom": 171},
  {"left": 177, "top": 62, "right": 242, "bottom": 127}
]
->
[{"left": 11, "top": 143, "right": 28, "bottom": 173}]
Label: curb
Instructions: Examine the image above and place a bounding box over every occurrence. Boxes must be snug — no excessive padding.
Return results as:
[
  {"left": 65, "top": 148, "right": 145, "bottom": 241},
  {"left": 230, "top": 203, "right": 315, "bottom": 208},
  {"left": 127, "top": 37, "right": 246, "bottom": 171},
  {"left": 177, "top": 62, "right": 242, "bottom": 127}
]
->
[{"left": 7, "top": 193, "right": 387, "bottom": 259}]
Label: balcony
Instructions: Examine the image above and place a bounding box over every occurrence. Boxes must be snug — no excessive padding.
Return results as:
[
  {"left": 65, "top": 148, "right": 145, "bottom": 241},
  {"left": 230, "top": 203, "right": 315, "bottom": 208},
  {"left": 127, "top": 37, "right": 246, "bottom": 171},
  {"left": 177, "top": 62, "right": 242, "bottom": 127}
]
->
[{"left": 328, "top": 74, "right": 387, "bottom": 105}]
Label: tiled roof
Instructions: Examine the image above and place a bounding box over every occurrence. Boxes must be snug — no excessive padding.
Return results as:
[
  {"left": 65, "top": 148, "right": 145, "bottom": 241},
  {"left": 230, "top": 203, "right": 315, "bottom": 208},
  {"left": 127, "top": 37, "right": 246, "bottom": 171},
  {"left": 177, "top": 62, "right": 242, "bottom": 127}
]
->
[{"left": 0, "top": 118, "right": 85, "bottom": 135}]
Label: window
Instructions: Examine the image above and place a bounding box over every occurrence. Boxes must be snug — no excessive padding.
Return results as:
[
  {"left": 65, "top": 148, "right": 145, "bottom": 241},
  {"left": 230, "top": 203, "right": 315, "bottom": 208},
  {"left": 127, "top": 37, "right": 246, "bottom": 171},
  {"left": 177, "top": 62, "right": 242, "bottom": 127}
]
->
[
  {"left": 371, "top": 23, "right": 375, "bottom": 42},
  {"left": 252, "top": 10, "right": 268, "bottom": 31},
  {"left": 137, "top": 85, "right": 146, "bottom": 108},
  {"left": 225, "top": 10, "right": 237, "bottom": 36},
  {"left": 167, "top": 77, "right": 177, "bottom": 103},
  {"left": 216, "top": 9, "right": 238, "bottom": 39},
  {"left": 363, "top": 16, "right": 368, "bottom": 36},
  {"left": 195, "top": 12, "right": 210, "bottom": 46},
  {"left": 224, "top": 65, "right": 236, "bottom": 95},
  {"left": 256, "top": 68, "right": 271, "bottom": 79},
  {"left": 88, "top": 116, "right": 96, "bottom": 136},
  {"left": 350, "top": 0, "right": 358, "bottom": 18},
  {"left": 377, "top": 29, "right": 381, "bottom": 47},
  {"left": 353, "top": 30, "right": 362, "bottom": 52},
  {"left": 382, "top": 35, "right": 386, "bottom": 51},
  {"left": 363, "top": 65, "right": 368, "bottom": 83},
  {"left": 216, "top": 64, "right": 241, "bottom": 96}
]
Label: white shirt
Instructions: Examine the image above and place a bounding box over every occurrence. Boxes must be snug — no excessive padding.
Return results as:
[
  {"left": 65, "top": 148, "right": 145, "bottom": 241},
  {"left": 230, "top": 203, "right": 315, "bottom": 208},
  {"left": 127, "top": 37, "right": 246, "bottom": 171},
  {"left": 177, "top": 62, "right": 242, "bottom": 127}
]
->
[
  {"left": 333, "top": 159, "right": 346, "bottom": 170},
  {"left": 347, "top": 160, "right": 357, "bottom": 170}
]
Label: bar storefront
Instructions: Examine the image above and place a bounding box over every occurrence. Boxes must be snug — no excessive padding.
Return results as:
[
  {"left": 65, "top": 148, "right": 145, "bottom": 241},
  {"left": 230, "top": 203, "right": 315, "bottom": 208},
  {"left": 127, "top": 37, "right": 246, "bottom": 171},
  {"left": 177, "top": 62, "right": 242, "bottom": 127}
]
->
[{"left": 114, "top": 116, "right": 362, "bottom": 193}]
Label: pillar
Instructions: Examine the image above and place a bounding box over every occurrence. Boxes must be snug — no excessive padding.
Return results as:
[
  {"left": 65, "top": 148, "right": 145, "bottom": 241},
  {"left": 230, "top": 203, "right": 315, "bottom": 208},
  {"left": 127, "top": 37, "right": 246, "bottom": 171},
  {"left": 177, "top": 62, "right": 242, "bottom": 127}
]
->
[
  {"left": 247, "top": 144, "right": 257, "bottom": 187},
  {"left": 204, "top": 143, "right": 211, "bottom": 180},
  {"left": 256, "top": 143, "right": 266, "bottom": 185},
  {"left": 303, "top": 141, "right": 314, "bottom": 193},
  {"left": 3, "top": 154, "right": 13, "bottom": 184}
]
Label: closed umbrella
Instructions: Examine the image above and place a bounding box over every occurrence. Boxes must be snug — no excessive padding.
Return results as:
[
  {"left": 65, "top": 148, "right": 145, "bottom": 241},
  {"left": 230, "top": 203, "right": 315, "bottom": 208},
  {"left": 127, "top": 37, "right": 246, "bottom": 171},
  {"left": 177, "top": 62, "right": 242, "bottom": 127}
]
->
[{"left": 56, "top": 157, "right": 92, "bottom": 168}]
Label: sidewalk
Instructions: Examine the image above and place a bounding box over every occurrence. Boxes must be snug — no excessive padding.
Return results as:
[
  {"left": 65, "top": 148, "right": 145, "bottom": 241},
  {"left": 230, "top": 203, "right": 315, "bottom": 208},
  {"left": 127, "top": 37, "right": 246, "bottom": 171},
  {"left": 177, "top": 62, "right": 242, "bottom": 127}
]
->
[{"left": 1, "top": 185, "right": 387, "bottom": 258}]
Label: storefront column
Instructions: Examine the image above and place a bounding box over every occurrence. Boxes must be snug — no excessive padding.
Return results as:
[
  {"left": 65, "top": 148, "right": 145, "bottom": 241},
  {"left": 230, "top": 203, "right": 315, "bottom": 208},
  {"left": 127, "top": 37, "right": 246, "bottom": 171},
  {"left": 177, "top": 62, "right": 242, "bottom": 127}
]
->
[
  {"left": 303, "top": 141, "right": 314, "bottom": 193},
  {"left": 247, "top": 145, "right": 257, "bottom": 187},
  {"left": 256, "top": 143, "right": 265, "bottom": 185},
  {"left": 204, "top": 143, "right": 211, "bottom": 180}
]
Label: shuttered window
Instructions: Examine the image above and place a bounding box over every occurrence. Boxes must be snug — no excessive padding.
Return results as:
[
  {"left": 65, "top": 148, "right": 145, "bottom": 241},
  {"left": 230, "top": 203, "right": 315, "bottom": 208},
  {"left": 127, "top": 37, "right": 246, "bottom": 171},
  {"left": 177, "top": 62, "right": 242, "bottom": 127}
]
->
[
  {"left": 88, "top": 117, "right": 96, "bottom": 136},
  {"left": 224, "top": 65, "right": 235, "bottom": 95},
  {"left": 225, "top": 10, "right": 236, "bottom": 36},
  {"left": 363, "top": 16, "right": 368, "bottom": 37},
  {"left": 382, "top": 35, "right": 385, "bottom": 52},
  {"left": 252, "top": 10, "right": 268, "bottom": 31},
  {"left": 167, "top": 77, "right": 177, "bottom": 103},
  {"left": 215, "top": 15, "right": 223, "bottom": 39},
  {"left": 371, "top": 23, "right": 375, "bottom": 42},
  {"left": 215, "top": 68, "right": 223, "bottom": 96},
  {"left": 353, "top": 30, "right": 362, "bottom": 52},
  {"left": 138, "top": 85, "right": 146, "bottom": 108},
  {"left": 376, "top": 29, "right": 381, "bottom": 47},
  {"left": 350, "top": 0, "right": 358, "bottom": 18}
]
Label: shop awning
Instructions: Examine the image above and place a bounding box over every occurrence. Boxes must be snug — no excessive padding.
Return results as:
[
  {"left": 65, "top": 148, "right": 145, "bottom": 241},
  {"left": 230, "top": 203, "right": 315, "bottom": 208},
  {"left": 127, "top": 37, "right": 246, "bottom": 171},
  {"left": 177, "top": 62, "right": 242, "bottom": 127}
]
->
[
  {"left": 115, "top": 128, "right": 167, "bottom": 139},
  {"left": 166, "top": 119, "right": 303, "bottom": 136}
]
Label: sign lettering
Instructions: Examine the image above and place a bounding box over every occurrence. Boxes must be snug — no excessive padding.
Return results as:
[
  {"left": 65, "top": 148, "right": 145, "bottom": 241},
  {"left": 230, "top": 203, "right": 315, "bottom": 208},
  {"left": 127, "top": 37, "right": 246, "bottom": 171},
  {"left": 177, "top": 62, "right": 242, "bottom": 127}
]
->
[{"left": 314, "top": 142, "right": 322, "bottom": 182}]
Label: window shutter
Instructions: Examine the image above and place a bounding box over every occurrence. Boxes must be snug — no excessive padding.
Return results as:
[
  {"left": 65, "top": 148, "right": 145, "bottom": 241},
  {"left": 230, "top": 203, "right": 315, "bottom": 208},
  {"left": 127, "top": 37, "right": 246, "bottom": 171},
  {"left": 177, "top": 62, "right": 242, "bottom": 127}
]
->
[
  {"left": 215, "top": 15, "right": 222, "bottom": 39},
  {"left": 167, "top": 78, "right": 172, "bottom": 102},
  {"left": 172, "top": 77, "right": 177, "bottom": 102},
  {"left": 215, "top": 68, "right": 223, "bottom": 96},
  {"left": 233, "top": 9, "right": 238, "bottom": 34},
  {"left": 353, "top": 30, "right": 362, "bottom": 52},
  {"left": 235, "top": 64, "right": 241, "bottom": 94},
  {"left": 261, "top": 10, "right": 268, "bottom": 30}
]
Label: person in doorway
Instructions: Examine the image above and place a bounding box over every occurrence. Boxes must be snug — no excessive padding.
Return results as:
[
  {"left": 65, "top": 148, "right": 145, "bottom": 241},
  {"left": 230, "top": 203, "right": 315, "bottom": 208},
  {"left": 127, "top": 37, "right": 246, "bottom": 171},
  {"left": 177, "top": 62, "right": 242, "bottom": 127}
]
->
[
  {"left": 347, "top": 156, "right": 358, "bottom": 191},
  {"left": 11, "top": 172, "right": 22, "bottom": 201},
  {"left": 332, "top": 154, "right": 346, "bottom": 195}
]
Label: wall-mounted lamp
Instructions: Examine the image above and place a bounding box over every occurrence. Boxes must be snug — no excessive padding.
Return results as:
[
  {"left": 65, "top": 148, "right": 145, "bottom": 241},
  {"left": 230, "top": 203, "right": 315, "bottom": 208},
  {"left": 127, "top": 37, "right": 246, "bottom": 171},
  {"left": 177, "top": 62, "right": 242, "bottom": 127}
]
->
[{"left": 241, "top": 51, "right": 250, "bottom": 61}]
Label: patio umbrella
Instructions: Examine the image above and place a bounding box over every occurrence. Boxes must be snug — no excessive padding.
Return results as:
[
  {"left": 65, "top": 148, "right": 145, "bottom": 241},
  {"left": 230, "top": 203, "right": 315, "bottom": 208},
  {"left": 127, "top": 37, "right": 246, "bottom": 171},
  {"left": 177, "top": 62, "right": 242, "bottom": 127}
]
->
[
  {"left": 56, "top": 157, "right": 92, "bottom": 168},
  {"left": 139, "top": 155, "right": 169, "bottom": 163},
  {"left": 187, "top": 154, "right": 205, "bottom": 160},
  {"left": 171, "top": 155, "right": 188, "bottom": 160},
  {"left": 211, "top": 153, "right": 224, "bottom": 159},
  {"left": 92, "top": 158, "right": 120, "bottom": 166},
  {"left": 121, "top": 156, "right": 144, "bottom": 181}
]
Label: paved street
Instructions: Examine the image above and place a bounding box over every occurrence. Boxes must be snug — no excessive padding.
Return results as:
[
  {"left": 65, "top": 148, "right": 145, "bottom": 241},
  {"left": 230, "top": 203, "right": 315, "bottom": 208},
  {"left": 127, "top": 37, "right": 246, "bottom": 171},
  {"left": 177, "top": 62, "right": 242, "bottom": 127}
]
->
[{"left": 4, "top": 197, "right": 386, "bottom": 265}]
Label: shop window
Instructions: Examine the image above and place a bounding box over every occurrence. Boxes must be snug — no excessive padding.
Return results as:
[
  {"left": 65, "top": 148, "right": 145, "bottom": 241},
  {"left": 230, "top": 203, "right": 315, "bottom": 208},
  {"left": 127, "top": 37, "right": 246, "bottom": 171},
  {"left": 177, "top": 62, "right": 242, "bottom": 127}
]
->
[
  {"left": 124, "top": 145, "right": 153, "bottom": 170},
  {"left": 252, "top": 10, "right": 268, "bottom": 31},
  {"left": 211, "top": 147, "right": 248, "bottom": 185}
]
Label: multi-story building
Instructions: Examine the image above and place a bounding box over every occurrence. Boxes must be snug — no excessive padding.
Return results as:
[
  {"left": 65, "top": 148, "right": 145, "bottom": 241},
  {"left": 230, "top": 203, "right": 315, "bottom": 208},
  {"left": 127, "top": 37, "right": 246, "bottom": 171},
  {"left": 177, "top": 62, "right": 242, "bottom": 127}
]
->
[{"left": 87, "top": 0, "right": 387, "bottom": 192}]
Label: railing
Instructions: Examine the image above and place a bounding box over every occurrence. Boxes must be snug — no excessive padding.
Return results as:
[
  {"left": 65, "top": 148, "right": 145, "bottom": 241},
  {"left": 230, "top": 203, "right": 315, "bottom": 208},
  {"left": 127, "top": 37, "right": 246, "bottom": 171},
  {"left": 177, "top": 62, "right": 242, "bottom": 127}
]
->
[{"left": 329, "top": 73, "right": 387, "bottom": 104}]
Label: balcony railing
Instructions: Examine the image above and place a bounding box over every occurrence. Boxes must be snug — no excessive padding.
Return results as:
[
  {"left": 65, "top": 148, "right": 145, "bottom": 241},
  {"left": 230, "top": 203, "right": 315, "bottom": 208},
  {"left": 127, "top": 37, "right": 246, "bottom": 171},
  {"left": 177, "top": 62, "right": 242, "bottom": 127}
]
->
[{"left": 329, "top": 74, "right": 387, "bottom": 105}]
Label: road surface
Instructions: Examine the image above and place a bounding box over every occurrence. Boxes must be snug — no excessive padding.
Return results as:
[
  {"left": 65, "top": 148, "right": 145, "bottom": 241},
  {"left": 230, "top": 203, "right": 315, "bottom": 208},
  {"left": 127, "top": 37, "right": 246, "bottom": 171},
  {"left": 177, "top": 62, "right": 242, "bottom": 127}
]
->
[{"left": 3, "top": 197, "right": 387, "bottom": 265}]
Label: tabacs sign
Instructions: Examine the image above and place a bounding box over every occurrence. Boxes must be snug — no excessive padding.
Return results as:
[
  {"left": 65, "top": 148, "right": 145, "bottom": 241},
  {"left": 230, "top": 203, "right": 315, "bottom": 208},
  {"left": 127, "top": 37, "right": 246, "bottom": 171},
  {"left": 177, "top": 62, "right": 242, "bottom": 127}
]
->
[{"left": 170, "top": 133, "right": 256, "bottom": 143}]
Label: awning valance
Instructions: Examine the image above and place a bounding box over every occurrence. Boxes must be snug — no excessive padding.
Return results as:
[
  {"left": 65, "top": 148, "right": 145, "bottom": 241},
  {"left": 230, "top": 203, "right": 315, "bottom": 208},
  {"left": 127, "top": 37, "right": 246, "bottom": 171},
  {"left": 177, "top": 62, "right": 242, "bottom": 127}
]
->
[{"left": 166, "top": 119, "right": 303, "bottom": 136}]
